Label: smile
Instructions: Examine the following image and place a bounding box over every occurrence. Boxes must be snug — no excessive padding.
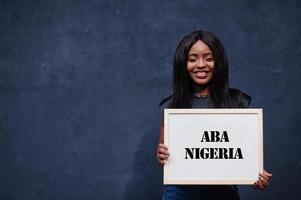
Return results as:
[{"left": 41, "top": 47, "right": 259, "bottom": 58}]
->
[{"left": 193, "top": 71, "right": 209, "bottom": 78}]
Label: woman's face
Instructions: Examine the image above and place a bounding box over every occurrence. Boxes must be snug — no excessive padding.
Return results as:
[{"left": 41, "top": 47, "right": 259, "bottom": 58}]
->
[{"left": 187, "top": 40, "right": 214, "bottom": 86}]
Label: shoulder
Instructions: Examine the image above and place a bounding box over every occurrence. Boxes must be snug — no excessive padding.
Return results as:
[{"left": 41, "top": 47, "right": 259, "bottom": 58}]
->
[
  {"left": 228, "top": 88, "right": 252, "bottom": 108},
  {"left": 159, "top": 95, "right": 172, "bottom": 109}
]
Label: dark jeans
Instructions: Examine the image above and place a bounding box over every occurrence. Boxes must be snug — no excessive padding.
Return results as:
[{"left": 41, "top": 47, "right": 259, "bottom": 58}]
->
[{"left": 163, "top": 185, "right": 240, "bottom": 200}]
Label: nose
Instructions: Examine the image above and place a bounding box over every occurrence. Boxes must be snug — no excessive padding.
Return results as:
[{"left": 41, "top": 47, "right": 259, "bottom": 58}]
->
[{"left": 196, "top": 59, "right": 206, "bottom": 68}]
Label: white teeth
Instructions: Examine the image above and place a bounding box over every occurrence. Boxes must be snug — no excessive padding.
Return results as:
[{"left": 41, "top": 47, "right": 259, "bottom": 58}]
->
[{"left": 196, "top": 72, "right": 207, "bottom": 75}]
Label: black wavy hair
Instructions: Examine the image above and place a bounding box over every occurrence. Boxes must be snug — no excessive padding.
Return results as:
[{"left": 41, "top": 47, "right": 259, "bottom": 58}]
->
[{"left": 170, "top": 30, "right": 232, "bottom": 108}]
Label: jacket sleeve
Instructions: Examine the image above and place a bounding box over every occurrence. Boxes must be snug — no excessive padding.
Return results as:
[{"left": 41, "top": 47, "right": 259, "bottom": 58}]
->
[
  {"left": 229, "top": 88, "right": 252, "bottom": 108},
  {"left": 159, "top": 95, "right": 172, "bottom": 124},
  {"left": 239, "top": 92, "right": 251, "bottom": 108}
]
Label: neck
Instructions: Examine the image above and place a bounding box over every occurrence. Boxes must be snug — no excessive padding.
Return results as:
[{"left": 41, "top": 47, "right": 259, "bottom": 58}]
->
[{"left": 194, "top": 85, "right": 209, "bottom": 97}]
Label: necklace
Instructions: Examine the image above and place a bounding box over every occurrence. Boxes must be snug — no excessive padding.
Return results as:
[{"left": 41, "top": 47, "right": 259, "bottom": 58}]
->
[{"left": 194, "top": 92, "right": 209, "bottom": 98}]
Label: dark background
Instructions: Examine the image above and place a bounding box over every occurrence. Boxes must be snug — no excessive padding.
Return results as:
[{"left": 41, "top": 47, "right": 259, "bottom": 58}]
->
[{"left": 1, "top": 0, "right": 300, "bottom": 199}]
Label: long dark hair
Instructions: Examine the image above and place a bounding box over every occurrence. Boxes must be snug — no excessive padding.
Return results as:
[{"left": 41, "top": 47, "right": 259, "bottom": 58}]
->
[{"left": 170, "top": 30, "right": 232, "bottom": 108}]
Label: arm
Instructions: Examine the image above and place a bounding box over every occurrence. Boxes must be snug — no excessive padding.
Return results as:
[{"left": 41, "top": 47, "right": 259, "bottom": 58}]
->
[{"left": 156, "top": 123, "right": 169, "bottom": 166}]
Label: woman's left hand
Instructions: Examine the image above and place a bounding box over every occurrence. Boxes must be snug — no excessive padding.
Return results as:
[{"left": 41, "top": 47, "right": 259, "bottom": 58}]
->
[{"left": 253, "top": 170, "right": 272, "bottom": 190}]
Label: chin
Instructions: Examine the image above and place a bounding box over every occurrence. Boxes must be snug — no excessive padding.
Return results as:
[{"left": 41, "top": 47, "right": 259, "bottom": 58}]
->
[{"left": 192, "top": 78, "right": 212, "bottom": 85}]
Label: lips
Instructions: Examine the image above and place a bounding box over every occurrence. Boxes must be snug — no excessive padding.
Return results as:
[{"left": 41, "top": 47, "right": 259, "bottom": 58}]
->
[{"left": 193, "top": 71, "right": 209, "bottom": 79}]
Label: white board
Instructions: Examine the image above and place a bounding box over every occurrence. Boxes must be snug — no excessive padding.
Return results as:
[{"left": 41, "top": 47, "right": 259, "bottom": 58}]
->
[{"left": 164, "top": 109, "right": 263, "bottom": 185}]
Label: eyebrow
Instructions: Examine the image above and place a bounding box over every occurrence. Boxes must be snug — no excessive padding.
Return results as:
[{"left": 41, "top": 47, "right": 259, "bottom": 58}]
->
[{"left": 188, "top": 52, "right": 213, "bottom": 57}]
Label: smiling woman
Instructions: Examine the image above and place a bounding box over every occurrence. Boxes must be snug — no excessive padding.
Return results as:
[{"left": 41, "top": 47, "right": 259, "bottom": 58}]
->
[
  {"left": 157, "top": 31, "right": 272, "bottom": 200},
  {"left": 169, "top": 31, "right": 234, "bottom": 109}
]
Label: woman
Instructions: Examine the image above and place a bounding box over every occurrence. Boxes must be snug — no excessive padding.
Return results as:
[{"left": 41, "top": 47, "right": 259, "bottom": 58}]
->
[{"left": 157, "top": 30, "right": 272, "bottom": 199}]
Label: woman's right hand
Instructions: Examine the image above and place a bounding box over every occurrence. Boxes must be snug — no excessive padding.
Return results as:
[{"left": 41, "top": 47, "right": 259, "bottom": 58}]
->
[{"left": 157, "top": 143, "right": 169, "bottom": 166}]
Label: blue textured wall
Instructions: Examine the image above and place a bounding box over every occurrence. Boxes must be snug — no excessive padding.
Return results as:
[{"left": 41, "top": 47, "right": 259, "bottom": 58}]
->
[{"left": 1, "top": 0, "right": 300, "bottom": 199}]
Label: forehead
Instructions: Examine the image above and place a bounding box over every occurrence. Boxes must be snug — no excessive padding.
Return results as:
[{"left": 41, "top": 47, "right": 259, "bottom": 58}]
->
[{"left": 188, "top": 40, "right": 212, "bottom": 55}]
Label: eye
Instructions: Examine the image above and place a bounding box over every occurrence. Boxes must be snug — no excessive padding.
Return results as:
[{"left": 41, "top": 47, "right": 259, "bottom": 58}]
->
[
  {"left": 188, "top": 58, "right": 197, "bottom": 62},
  {"left": 205, "top": 57, "right": 214, "bottom": 62}
]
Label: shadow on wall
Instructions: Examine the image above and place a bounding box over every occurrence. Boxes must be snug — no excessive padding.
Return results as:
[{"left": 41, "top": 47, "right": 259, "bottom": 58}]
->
[{"left": 123, "top": 126, "right": 163, "bottom": 199}]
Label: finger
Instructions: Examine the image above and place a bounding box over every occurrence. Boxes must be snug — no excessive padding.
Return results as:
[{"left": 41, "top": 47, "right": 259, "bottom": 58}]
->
[
  {"left": 257, "top": 181, "right": 264, "bottom": 189},
  {"left": 259, "top": 176, "right": 268, "bottom": 187},
  {"left": 157, "top": 152, "right": 169, "bottom": 160},
  {"left": 263, "top": 170, "right": 273, "bottom": 177},
  {"left": 253, "top": 182, "right": 262, "bottom": 190},
  {"left": 157, "top": 157, "right": 166, "bottom": 165},
  {"left": 259, "top": 173, "right": 269, "bottom": 182},
  {"left": 158, "top": 147, "right": 169, "bottom": 153},
  {"left": 254, "top": 180, "right": 263, "bottom": 190},
  {"left": 159, "top": 159, "right": 167, "bottom": 166},
  {"left": 158, "top": 143, "right": 168, "bottom": 150},
  {"left": 157, "top": 154, "right": 169, "bottom": 160},
  {"left": 159, "top": 159, "right": 165, "bottom": 166},
  {"left": 158, "top": 148, "right": 169, "bottom": 155}
]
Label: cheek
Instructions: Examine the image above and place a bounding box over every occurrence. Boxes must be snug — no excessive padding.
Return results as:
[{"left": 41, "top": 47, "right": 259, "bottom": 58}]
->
[
  {"left": 186, "top": 63, "right": 193, "bottom": 71},
  {"left": 208, "top": 62, "right": 214, "bottom": 70}
]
